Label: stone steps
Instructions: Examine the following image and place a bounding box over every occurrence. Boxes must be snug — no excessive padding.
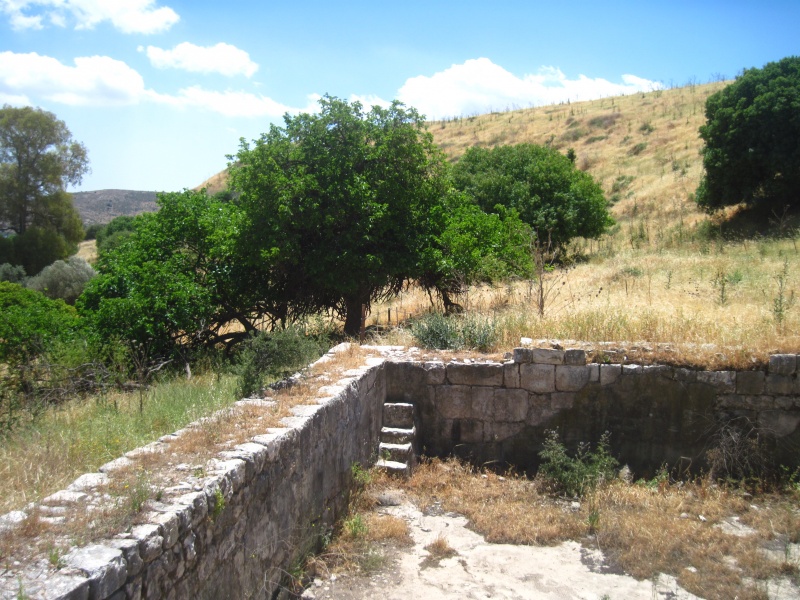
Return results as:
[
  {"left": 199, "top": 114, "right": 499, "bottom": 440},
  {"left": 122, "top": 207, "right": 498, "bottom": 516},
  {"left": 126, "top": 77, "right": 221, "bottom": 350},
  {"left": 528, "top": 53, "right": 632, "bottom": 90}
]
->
[{"left": 377, "top": 402, "right": 416, "bottom": 476}]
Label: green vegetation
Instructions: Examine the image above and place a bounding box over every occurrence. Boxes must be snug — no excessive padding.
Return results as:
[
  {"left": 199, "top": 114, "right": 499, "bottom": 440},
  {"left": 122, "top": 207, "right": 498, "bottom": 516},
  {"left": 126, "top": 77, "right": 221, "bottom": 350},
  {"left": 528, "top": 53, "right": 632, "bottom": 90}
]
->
[
  {"left": 697, "top": 56, "right": 800, "bottom": 212},
  {"left": 0, "top": 105, "right": 88, "bottom": 275},
  {"left": 538, "top": 430, "right": 619, "bottom": 498},
  {"left": 452, "top": 143, "right": 613, "bottom": 251},
  {"left": 410, "top": 312, "right": 498, "bottom": 351},
  {"left": 228, "top": 95, "right": 456, "bottom": 337}
]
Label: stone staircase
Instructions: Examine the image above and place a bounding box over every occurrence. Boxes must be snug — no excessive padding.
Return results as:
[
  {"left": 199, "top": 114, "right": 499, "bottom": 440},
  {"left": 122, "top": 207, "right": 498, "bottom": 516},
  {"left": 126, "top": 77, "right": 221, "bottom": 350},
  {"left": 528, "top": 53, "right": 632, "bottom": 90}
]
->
[{"left": 376, "top": 401, "right": 416, "bottom": 476}]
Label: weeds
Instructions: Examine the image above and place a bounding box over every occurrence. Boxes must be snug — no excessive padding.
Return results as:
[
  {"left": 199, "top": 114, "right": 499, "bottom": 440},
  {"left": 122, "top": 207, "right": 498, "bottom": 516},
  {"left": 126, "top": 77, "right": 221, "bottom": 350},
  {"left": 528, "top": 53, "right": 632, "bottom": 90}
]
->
[
  {"left": 772, "top": 258, "right": 795, "bottom": 334},
  {"left": 410, "top": 313, "right": 498, "bottom": 351},
  {"left": 537, "top": 430, "right": 619, "bottom": 498}
]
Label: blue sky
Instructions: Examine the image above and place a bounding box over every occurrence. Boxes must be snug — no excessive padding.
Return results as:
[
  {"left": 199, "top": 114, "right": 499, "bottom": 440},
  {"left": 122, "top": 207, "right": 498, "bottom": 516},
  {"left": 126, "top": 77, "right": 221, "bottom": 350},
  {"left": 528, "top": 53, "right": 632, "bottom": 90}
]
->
[{"left": 1, "top": 0, "right": 798, "bottom": 192}]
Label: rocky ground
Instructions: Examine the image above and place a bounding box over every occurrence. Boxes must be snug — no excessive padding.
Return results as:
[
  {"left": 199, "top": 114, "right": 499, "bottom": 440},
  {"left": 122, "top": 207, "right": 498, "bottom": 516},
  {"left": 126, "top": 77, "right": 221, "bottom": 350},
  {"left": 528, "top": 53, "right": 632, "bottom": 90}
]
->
[{"left": 299, "top": 489, "right": 721, "bottom": 600}]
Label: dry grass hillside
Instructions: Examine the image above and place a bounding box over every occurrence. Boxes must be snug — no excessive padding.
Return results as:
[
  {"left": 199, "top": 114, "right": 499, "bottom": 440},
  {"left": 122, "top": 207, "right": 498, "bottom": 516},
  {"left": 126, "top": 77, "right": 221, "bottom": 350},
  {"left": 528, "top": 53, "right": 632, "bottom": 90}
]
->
[
  {"left": 188, "top": 82, "right": 800, "bottom": 360},
  {"left": 430, "top": 81, "right": 728, "bottom": 246}
]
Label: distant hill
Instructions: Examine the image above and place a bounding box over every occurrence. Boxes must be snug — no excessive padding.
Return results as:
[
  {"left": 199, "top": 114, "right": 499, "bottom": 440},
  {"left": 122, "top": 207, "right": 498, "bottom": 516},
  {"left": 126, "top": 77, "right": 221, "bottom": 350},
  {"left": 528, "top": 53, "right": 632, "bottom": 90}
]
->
[{"left": 71, "top": 189, "right": 158, "bottom": 225}]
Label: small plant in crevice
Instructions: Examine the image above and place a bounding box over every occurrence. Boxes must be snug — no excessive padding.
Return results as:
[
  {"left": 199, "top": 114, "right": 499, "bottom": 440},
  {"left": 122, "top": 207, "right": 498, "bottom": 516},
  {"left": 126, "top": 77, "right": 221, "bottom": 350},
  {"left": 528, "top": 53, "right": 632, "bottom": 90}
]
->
[
  {"left": 537, "top": 430, "right": 619, "bottom": 498},
  {"left": 210, "top": 487, "right": 226, "bottom": 521}
]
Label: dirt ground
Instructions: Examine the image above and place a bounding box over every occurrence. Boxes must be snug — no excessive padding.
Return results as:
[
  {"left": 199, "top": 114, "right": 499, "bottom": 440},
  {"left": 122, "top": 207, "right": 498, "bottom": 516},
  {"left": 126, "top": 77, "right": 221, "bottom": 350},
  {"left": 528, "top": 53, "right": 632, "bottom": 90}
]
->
[{"left": 299, "top": 489, "right": 721, "bottom": 600}]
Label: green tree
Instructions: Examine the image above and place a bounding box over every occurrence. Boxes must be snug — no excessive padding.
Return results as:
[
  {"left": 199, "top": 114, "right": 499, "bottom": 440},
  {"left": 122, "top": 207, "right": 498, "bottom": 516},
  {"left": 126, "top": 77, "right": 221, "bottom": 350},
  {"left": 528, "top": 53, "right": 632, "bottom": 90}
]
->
[
  {"left": 0, "top": 281, "right": 79, "bottom": 364},
  {"left": 452, "top": 143, "right": 613, "bottom": 250},
  {"left": 696, "top": 56, "right": 800, "bottom": 212},
  {"left": 229, "top": 95, "right": 452, "bottom": 336},
  {"left": 0, "top": 106, "right": 88, "bottom": 272}
]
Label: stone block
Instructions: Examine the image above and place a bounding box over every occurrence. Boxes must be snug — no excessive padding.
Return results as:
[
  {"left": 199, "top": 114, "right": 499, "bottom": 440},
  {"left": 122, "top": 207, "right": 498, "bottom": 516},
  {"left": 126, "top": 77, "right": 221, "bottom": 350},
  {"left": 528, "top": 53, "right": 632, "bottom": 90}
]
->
[
  {"left": 564, "top": 349, "right": 586, "bottom": 366},
  {"left": 485, "top": 421, "right": 524, "bottom": 441},
  {"left": 151, "top": 511, "right": 180, "bottom": 549},
  {"left": 470, "top": 386, "right": 493, "bottom": 417},
  {"left": 758, "top": 410, "right": 800, "bottom": 437},
  {"left": 551, "top": 392, "right": 575, "bottom": 410},
  {"left": 434, "top": 385, "right": 471, "bottom": 419},
  {"left": 555, "top": 365, "right": 590, "bottom": 392},
  {"left": 513, "top": 347, "right": 533, "bottom": 363},
  {"left": 107, "top": 538, "right": 143, "bottom": 578},
  {"left": 38, "top": 574, "right": 89, "bottom": 600},
  {"left": 588, "top": 364, "right": 600, "bottom": 383},
  {"left": 493, "top": 388, "right": 529, "bottom": 422},
  {"left": 769, "top": 354, "right": 797, "bottom": 376},
  {"left": 736, "top": 371, "right": 765, "bottom": 395},
  {"left": 446, "top": 362, "right": 503, "bottom": 386},
  {"left": 457, "top": 419, "right": 484, "bottom": 443},
  {"left": 766, "top": 374, "right": 794, "bottom": 395},
  {"left": 174, "top": 491, "right": 208, "bottom": 527},
  {"left": 503, "top": 363, "right": 520, "bottom": 388},
  {"left": 622, "top": 364, "right": 642, "bottom": 376},
  {"left": 520, "top": 363, "right": 555, "bottom": 393},
  {"left": 64, "top": 544, "right": 126, "bottom": 599},
  {"left": 131, "top": 524, "right": 164, "bottom": 563},
  {"left": 674, "top": 368, "right": 697, "bottom": 382},
  {"left": 599, "top": 364, "right": 622, "bottom": 386},
  {"left": 697, "top": 370, "right": 735, "bottom": 393},
  {"left": 424, "top": 361, "right": 446, "bottom": 385},
  {"left": 530, "top": 348, "right": 565, "bottom": 365}
]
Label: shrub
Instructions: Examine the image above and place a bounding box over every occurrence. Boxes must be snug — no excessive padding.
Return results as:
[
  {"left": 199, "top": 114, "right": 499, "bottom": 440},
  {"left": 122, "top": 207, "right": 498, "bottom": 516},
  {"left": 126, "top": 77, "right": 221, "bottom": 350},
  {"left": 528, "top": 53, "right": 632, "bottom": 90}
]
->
[
  {"left": 235, "top": 327, "right": 325, "bottom": 398},
  {"left": 0, "top": 263, "right": 26, "bottom": 284},
  {"left": 538, "top": 429, "right": 619, "bottom": 497},
  {"left": 410, "top": 312, "right": 498, "bottom": 352},
  {"left": 26, "top": 256, "right": 96, "bottom": 304}
]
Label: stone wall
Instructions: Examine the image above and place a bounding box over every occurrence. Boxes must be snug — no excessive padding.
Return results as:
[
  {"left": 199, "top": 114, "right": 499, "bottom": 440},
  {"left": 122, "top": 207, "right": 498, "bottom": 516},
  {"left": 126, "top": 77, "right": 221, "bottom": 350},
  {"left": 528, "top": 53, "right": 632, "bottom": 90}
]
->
[
  {"left": 5, "top": 346, "right": 800, "bottom": 599},
  {"left": 3, "top": 348, "right": 387, "bottom": 600},
  {"left": 386, "top": 349, "right": 800, "bottom": 476}
]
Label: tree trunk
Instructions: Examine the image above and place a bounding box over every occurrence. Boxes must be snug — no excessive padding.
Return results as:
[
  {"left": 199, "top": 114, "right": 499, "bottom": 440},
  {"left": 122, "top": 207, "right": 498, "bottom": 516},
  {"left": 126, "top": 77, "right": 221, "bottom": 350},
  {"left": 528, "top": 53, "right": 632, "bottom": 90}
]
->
[{"left": 343, "top": 295, "right": 365, "bottom": 338}]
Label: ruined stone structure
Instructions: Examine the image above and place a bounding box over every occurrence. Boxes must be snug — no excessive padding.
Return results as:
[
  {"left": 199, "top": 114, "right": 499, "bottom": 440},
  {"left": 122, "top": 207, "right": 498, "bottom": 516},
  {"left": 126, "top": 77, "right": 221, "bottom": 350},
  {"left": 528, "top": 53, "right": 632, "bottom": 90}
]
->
[{"left": 1, "top": 345, "right": 798, "bottom": 599}]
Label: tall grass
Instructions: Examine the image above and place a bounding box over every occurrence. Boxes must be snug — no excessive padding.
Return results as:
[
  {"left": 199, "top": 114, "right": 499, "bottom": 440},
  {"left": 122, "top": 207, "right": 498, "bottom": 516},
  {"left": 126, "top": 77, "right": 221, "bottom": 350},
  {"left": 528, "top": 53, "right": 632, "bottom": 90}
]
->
[{"left": 0, "top": 373, "right": 237, "bottom": 513}]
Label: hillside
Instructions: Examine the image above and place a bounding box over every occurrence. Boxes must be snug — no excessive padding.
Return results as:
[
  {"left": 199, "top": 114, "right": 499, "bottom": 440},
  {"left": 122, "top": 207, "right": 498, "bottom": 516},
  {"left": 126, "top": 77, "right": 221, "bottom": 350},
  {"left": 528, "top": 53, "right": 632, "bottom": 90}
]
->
[
  {"left": 71, "top": 189, "right": 158, "bottom": 225},
  {"left": 194, "top": 82, "right": 728, "bottom": 245}
]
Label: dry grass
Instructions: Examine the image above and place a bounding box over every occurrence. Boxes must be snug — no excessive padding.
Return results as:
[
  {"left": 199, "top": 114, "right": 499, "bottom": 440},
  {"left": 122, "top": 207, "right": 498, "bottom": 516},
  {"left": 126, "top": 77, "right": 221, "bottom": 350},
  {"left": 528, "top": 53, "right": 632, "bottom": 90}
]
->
[
  {"left": 383, "top": 458, "right": 800, "bottom": 600},
  {"left": 0, "top": 345, "right": 374, "bottom": 566},
  {"left": 75, "top": 239, "right": 97, "bottom": 263},
  {"left": 424, "top": 534, "right": 456, "bottom": 560}
]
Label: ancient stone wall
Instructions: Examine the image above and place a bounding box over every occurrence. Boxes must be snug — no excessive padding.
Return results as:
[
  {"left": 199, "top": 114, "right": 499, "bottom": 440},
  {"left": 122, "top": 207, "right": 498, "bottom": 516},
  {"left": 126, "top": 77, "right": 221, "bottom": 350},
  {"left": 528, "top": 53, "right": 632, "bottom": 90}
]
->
[
  {"left": 5, "top": 346, "right": 800, "bottom": 598},
  {"left": 386, "top": 350, "right": 800, "bottom": 476},
  {"left": 2, "top": 349, "right": 387, "bottom": 600}
]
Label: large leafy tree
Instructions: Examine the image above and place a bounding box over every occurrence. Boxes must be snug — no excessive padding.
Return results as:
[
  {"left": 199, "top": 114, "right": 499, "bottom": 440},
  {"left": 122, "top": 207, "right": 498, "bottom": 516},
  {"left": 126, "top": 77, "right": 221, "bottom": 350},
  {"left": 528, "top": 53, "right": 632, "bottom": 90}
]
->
[
  {"left": 229, "top": 95, "right": 453, "bottom": 336},
  {"left": 0, "top": 105, "right": 88, "bottom": 273},
  {"left": 78, "top": 190, "right": 240, "bottom": 358},
  {"left": 696, "top": 56, "right": 800, "bottom": 212},
  {"left": 451, "top": 144, "right": 612, "bottom": 250}
]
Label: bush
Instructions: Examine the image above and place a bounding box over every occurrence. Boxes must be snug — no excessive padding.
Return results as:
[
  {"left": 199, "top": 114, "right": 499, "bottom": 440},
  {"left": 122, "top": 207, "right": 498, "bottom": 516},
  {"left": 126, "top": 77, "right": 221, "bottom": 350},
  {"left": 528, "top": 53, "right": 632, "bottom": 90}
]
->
[
  {"left": 235, "top": 327, "right": 325, "bottom": 398},
  {"left": 0, "top": 263, "right": 26, "bottom": 284},
  {"left": 26, "top": 256, "right": 96, "bottom": 304},
  {"left": 538, "top": 429, "right": 619, "bottom": 497},
  {"left": 410, "top": 313, "right": 498, "bottom": 352}
]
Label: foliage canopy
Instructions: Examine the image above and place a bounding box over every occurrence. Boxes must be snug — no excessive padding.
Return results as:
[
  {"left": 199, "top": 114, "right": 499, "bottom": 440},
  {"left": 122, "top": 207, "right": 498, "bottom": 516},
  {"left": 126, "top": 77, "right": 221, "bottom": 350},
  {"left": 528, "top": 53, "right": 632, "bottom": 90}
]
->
[
  {"left": 0, "top": 105, "right": 88, "bottom": 273},
  {"left": 696, "top": 56, "right": 800, "bottom": 212},
  {"left": 229, "top": 95, "right": 454, "bottom": 336},
  {"left": 451, "top": 143, "right": 613, "bottom": 250}
]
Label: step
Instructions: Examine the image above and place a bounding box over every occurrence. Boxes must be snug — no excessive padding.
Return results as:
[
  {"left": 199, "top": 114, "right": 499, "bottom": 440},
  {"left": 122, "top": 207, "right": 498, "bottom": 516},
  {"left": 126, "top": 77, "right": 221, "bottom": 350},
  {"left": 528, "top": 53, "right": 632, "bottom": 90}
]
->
[
  {"left": 379, "top": 442, "right": 412, "bottom": 463},
  {"left": 382, "top": 402, "right": 414, "bottom": 428},
  {"left": 375, "top": 458, "right": 409, "bottom": 476},
  {"left": 380, "top": 426, "right": 415, "bottom": 445}
]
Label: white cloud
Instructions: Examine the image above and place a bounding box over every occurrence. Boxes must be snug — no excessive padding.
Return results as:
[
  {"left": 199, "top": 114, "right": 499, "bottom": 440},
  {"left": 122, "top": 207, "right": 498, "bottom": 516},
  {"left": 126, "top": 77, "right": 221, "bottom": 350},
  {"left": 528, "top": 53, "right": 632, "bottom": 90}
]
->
[
  {"left": 0, "top": 91, "right": 30, "bottom": 105},
  {"left": 348, "top": 94, "right": 391, "bottom": 111},
  {"left": 149, "top": 86, "right": 319, "bottom": 118},
  {"left": 0, "top": 0, "right": 179, "bottom": 34},
  {"left": 0, "top": 51, "right": 145, "bottom": 106},
  {"left": 144, "top": 42, "right": 259, "bottom": 77},
  {"left": 397, "top": 58, "right": 662, "bottom": 120}
]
